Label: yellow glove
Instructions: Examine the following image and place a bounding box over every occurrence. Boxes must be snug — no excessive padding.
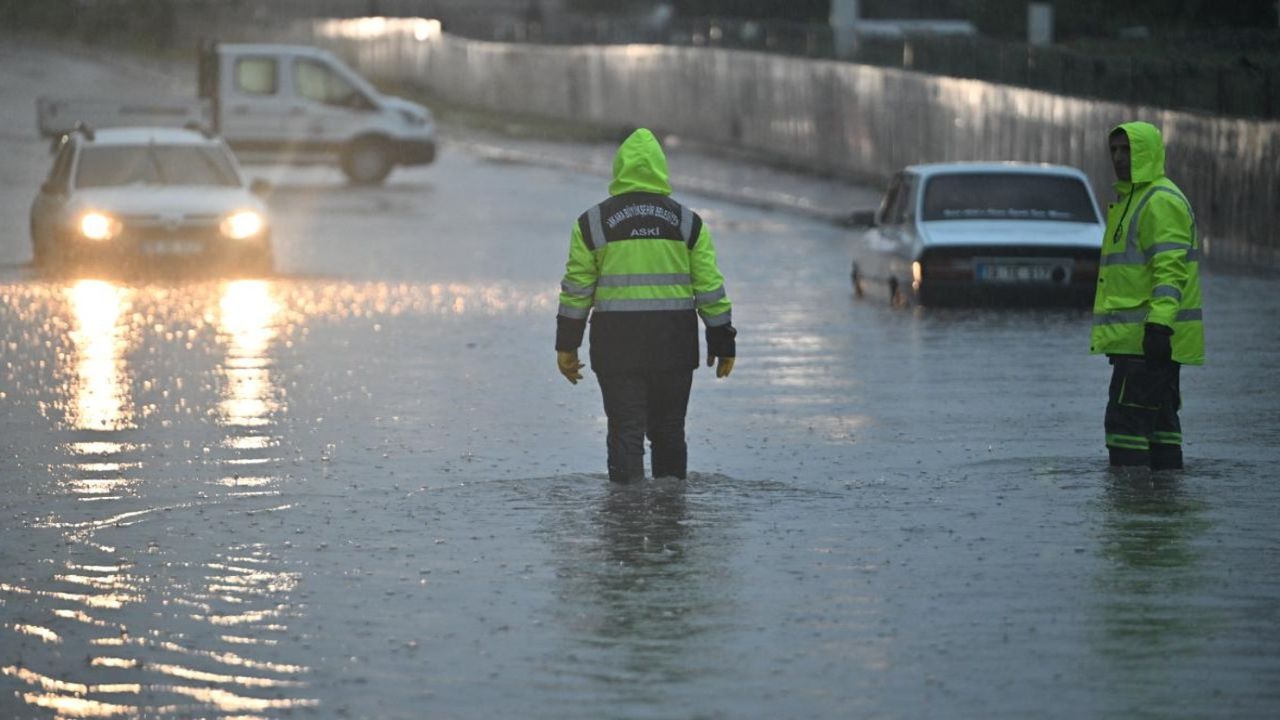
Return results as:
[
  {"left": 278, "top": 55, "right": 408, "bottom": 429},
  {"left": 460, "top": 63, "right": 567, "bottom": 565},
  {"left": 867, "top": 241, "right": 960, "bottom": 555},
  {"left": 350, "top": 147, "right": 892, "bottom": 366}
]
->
[
  {"left": 557, "top": 350, "right": 584, "bottom": 384},
  {"left": 709, "top": 355, "right": 734, "bottom": 378}
]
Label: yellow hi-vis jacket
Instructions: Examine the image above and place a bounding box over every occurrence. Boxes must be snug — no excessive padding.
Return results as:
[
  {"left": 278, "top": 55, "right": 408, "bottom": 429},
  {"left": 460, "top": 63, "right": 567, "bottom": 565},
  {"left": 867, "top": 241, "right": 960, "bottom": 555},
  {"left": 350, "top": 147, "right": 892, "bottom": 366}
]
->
[
  {"left": 556, "top": 128, "right": 732, "bottom": 373},
  {"left": 1091, "top": 121, "right": 1204, "bottom": 365}
]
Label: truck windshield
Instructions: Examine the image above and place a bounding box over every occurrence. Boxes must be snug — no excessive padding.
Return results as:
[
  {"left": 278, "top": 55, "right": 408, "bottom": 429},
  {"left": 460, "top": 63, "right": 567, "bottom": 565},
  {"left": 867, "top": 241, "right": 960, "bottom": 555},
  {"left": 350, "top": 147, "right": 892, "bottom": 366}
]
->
[
  {"left": 922, "top": 173, "right": 1099, "bottom": 223},
  {"left": 75, "top": 145, "right": 240, "bottom": 188}
]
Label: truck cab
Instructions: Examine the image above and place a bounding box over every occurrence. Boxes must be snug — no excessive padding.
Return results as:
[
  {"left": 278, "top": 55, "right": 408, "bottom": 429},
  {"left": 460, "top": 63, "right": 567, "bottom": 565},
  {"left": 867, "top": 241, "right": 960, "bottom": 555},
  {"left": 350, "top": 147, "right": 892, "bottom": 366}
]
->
[{"left": 198, "top": 42, "right": 436, "bottom": 184}]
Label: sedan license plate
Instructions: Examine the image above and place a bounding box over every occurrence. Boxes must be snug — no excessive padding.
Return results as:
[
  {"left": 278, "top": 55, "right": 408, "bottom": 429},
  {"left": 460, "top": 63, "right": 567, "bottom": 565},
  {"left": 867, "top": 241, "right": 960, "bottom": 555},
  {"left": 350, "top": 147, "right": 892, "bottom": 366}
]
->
[
  {"left": 141, "top": 239, "right": 203, "bottom": 256},
  {"left": 975, "top": 259, "right": 1072, "bottom": 284}
]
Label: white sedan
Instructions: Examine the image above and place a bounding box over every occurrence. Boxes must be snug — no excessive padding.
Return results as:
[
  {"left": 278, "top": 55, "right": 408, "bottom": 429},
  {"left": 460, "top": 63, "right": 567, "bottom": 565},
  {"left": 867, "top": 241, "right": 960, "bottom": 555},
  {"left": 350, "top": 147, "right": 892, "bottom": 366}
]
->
[
  {"left": 29, "top": 126, "right": 273, "bottom": 274},
  {"left": 848, "top": 162, "right": 1105, "bottom": 307}
]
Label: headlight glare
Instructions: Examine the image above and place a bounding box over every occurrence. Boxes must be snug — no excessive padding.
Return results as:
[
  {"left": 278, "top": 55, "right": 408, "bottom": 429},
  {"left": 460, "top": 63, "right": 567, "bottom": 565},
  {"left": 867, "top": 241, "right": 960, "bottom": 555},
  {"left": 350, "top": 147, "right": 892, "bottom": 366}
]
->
[
  {"left": 221, "top": 210, "right": 264, "bottom": 240},
  {"left": 79, "top": 212, "right": 121, "bottom": 241}
]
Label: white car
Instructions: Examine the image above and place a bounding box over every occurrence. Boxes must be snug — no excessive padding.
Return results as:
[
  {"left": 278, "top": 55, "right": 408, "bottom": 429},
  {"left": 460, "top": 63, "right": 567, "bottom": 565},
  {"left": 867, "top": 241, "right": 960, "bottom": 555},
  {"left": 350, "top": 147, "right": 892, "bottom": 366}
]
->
[
  {"left": 848, "top": 162, "right": 1105, "bottom": 307},
  {"left": 29, "top": 126, "right": 273, "bottom": 273}
]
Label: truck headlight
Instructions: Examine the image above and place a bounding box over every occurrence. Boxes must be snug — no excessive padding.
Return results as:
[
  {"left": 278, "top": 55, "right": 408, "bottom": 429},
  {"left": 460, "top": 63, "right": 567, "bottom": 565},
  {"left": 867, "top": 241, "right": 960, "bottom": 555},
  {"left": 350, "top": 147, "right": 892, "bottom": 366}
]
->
[
  {"left": 220, "top": 210, "right": 265, "bottom": 240},
  {"left": 79, "top": 211, "right": 122, "bottom": 241}
]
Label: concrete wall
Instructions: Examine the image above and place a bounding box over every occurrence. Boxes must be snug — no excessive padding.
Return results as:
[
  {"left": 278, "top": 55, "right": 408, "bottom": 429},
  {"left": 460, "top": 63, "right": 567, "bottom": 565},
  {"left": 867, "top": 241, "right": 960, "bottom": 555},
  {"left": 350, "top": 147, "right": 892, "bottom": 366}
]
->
[{"left": 270, "top": 17, "right": 1279, "bottom": 268}]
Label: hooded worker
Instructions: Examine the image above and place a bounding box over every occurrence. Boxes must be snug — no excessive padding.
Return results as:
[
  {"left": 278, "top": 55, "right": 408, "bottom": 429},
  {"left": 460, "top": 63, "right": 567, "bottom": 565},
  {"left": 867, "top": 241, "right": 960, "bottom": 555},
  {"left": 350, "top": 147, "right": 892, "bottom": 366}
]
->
[
  {"left": 555, "top": 128, "right": 736, "bottom": 483},
  {"left": 1091, "top": 121, "right": 1204, "bottom": 470}
]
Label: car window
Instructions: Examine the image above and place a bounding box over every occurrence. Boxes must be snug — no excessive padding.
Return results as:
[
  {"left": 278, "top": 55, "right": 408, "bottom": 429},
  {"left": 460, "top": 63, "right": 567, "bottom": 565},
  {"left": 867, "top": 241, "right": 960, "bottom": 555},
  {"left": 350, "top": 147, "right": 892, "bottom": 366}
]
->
[
  {"left": 294, "top": 59, "right": 369, "bottom": 108},
  {"left": 890, "top": 174, "right": 916, "bottom": 225},
  {"left": 235, "top": 57, "right": 278, "bottom": 96},
  {"left": 922, "top": 173, "right": 1099, "bottom": 223},
  {"left": 75, "top": 145, "right": 241, "bottom": 188},
  {"left": 877, "top": 174, "right": 902, "bottom": 225},
  {"left": 47, "top": 138, "right": 75, "bottom": 188}
]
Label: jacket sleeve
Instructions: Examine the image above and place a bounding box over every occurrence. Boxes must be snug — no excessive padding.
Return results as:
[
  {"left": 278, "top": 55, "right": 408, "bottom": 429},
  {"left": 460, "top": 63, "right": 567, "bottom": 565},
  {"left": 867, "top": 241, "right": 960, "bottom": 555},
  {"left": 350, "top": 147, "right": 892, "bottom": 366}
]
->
[
  {"left": 689, "top": 221, "right": 732, "bottom": 328},
  {"left": 555, "top": 223, "right": 598, "bottom": 351},
  {"left": 1141, "top": 191, "right": 1194, "bottom": 328}
]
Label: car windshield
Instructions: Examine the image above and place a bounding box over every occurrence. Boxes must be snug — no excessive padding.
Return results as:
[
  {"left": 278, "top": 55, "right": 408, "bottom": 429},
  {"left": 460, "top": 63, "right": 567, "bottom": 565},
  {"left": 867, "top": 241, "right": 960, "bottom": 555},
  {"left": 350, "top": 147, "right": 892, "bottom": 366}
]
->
[
  {"left": 75, "top": 144, "right": 240, "bottom": 188},
  {"left": 922, "top": 173, "right": 1098, "bottom": 223}
]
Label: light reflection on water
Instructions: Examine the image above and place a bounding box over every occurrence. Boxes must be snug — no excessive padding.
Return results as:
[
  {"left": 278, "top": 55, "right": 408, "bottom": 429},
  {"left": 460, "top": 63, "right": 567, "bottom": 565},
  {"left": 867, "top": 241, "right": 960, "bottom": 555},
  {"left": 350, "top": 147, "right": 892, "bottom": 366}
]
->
[
  {"left": 2, "top": 275, "right": 555, "bottom": 716},
  {"left": 218, "top": 280, "right": 279, "bottom": 429},
  {"left": 67, "top": 279, "right": 133, "bottom": 432}
]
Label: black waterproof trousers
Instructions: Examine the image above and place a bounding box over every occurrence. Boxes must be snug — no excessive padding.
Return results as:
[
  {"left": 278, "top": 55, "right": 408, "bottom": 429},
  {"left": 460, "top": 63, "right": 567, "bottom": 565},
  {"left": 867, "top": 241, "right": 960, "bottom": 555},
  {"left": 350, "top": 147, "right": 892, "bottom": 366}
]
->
[
  {"left": 596, "top": 370, "right": 694, "bottom": 483},
  {"left": 1105, "top": 356, "right": 1183, "bottom": 470}
]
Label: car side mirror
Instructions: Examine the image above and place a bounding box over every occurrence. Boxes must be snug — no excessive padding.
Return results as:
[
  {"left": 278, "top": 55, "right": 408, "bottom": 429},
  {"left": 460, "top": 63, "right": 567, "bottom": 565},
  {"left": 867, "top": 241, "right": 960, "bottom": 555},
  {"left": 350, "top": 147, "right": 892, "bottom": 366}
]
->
[
  {"left": 249, "top": 178, "right": 272, "bottom": 196},
  {"left": 845, "top": 209, "right": 877, "bottom": 228}
]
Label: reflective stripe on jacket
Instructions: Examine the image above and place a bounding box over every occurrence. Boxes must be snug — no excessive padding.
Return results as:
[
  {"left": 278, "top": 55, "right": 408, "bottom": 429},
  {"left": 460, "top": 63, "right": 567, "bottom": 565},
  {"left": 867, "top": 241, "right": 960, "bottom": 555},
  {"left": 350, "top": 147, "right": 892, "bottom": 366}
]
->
[{"left": 1091, "top": 121, "right": 1204, "bottom": 365}]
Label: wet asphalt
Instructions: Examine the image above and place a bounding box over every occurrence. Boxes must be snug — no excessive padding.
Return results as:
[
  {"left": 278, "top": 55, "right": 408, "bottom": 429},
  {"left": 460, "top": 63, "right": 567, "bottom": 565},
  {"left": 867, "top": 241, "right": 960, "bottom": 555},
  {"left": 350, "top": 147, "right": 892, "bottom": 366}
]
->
[{"left": 1, "top": 34, "right": 1279, "bottom": 719}]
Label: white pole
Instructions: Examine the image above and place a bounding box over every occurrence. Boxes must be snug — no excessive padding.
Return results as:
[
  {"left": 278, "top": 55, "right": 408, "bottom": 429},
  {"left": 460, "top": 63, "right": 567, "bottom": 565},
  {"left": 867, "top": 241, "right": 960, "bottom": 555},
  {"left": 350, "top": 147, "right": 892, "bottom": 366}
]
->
[
  {"left": 829, "top": 0, "right": 860, "bottom": 59},
  {"left": 1027, "top": 2, "right": 1054, "bottom": 46}
]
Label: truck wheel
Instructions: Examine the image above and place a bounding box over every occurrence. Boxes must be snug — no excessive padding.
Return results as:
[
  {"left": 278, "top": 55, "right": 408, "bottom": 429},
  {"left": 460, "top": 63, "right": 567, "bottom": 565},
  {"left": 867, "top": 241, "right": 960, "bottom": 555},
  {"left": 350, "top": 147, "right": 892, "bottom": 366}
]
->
[{"left": 342, "top": 138, "right": 393, "bottom": 185}]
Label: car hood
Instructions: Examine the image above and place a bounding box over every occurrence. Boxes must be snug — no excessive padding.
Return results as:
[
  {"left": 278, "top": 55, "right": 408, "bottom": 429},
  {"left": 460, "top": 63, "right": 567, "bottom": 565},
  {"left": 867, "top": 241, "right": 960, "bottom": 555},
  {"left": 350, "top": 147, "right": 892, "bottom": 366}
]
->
[
  {"left": 382, "top": 95, "right": 433, "bottom": 124},
  {"left": 920, "top": 220, "right": 1102, "bottom": 249},
  {"left": 70, "top": 186, "right": 264, "bottom": 217}
]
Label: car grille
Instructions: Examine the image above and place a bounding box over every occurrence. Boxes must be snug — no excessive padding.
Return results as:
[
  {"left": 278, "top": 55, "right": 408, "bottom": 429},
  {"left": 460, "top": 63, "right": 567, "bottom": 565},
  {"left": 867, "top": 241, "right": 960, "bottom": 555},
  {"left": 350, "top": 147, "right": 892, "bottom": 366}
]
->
[{"left": 118, "top": 215, "right": 221, "bottom": 242}]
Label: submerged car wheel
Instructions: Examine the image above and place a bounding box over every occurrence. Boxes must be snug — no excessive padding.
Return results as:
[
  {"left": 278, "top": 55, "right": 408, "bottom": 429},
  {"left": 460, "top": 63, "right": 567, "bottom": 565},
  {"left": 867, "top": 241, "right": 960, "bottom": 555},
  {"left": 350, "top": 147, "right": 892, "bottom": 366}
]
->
[{"left": 342, "top": 138, "right": 393, "bottom": 186}]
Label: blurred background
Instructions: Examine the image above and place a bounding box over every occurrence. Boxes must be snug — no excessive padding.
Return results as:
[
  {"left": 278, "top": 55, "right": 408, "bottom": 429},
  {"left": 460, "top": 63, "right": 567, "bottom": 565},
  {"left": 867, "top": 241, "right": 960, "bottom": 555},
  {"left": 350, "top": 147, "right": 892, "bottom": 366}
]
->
[{"left": 3, "top": 0, "right": 1278, "bottom": 118}]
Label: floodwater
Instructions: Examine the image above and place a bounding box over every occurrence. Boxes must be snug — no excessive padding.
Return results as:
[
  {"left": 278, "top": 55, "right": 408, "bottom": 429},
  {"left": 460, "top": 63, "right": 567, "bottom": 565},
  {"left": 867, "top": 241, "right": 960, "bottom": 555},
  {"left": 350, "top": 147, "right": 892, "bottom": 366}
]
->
[{"left": 1, "top": 35, "right": 1279, "bottom": 719}]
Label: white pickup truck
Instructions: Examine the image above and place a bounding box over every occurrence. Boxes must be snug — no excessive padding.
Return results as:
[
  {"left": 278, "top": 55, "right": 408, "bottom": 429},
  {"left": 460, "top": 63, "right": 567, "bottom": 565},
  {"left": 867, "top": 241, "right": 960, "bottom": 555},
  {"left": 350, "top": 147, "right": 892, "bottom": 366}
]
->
[{"left": 37, "top": 42, "right": 437, "bottom": 185}]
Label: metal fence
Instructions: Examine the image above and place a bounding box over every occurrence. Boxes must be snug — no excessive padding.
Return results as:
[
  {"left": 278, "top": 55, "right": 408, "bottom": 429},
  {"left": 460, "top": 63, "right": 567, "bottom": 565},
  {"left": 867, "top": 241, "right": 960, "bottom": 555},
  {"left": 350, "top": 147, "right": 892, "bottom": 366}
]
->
[
  {"left": 865, "top": 34, "right": 1280, "bottom": 120},
  {"left": 266, "top": 4, "right": 1280, "bottom": 122}
]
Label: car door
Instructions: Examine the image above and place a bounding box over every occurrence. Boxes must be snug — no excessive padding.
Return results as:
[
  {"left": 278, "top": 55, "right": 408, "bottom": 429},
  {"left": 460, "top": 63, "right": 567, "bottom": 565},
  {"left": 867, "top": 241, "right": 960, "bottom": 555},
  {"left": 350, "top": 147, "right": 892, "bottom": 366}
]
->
[
  {"left": 854, "top": 174, "right": 898, "bottom": 288},
  {"left": 218, "top": 54, "right": 287, "bottom": 158},
  {"left": 878, "top": 172, "right": 920, "bottom": 289},
  {"left": 861, "top": 172, "right": 918, "bottom": 288},
  {"left": 30, "top": 137, "right": 76, "bottom": 247},
  {"left": 285, "top": 57, "right": 379, "bottom": 153}
]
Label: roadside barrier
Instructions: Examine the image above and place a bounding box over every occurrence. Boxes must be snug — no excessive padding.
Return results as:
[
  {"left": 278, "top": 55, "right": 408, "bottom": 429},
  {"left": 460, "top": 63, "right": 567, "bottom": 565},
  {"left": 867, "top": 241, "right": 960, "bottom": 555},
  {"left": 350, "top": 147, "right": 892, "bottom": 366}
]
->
[{"left": 239, "top": 16, "right": 1280, "bottom": 269}]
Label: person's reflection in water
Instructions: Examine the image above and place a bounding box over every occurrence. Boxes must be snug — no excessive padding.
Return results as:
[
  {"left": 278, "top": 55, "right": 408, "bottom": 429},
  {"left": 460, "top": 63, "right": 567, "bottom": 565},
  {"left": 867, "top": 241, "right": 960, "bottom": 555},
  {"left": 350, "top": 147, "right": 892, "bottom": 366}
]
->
[
  {"left": 562, "top": 476, "right": 728, "bottom": 692},
  {"left": 1095, "top": 472, "right": 1210, "bottom": 693},
  {"left": 596, "top": 477, "right": 690, "bottom": 633}
]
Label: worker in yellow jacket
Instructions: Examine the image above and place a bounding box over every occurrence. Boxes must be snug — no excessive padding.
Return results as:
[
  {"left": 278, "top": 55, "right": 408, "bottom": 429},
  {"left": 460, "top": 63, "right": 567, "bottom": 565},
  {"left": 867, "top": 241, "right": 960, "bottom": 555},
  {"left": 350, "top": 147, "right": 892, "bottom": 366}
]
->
[
  {"left": 555, "top": 128, "right": 736, "bottom": 483},
  {"left": 1091, "top": 121, "right": 1204, "bottom": 470}
]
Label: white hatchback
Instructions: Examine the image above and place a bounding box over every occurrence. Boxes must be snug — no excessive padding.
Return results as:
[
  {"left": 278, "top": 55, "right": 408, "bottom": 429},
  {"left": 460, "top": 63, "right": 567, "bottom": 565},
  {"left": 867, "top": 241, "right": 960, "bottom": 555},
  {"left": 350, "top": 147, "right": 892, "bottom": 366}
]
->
[
  {"left": 29, "top": 126, "right": 273, "bottom": 274},
  {"left": 848, "top": 162, "right": 1105, "bottom": 307}
]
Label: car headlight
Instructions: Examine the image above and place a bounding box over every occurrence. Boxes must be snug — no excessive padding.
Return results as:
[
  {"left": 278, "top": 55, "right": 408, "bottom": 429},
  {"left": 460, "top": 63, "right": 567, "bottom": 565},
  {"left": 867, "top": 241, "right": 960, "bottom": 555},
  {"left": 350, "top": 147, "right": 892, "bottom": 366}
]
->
[
  {"left": 78, "top": 211, "right": 122, "bottom": 241},
  {"left": 220, "top": 210, "right": 265, "bottom": 240}
]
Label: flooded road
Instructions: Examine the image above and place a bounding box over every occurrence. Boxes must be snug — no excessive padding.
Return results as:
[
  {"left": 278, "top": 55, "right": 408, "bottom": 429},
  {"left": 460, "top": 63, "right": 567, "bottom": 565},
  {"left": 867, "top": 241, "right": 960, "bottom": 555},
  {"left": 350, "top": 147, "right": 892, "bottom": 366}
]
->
[{"left": 2, "top": 35, "right": 1279, "bottom": 719}]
